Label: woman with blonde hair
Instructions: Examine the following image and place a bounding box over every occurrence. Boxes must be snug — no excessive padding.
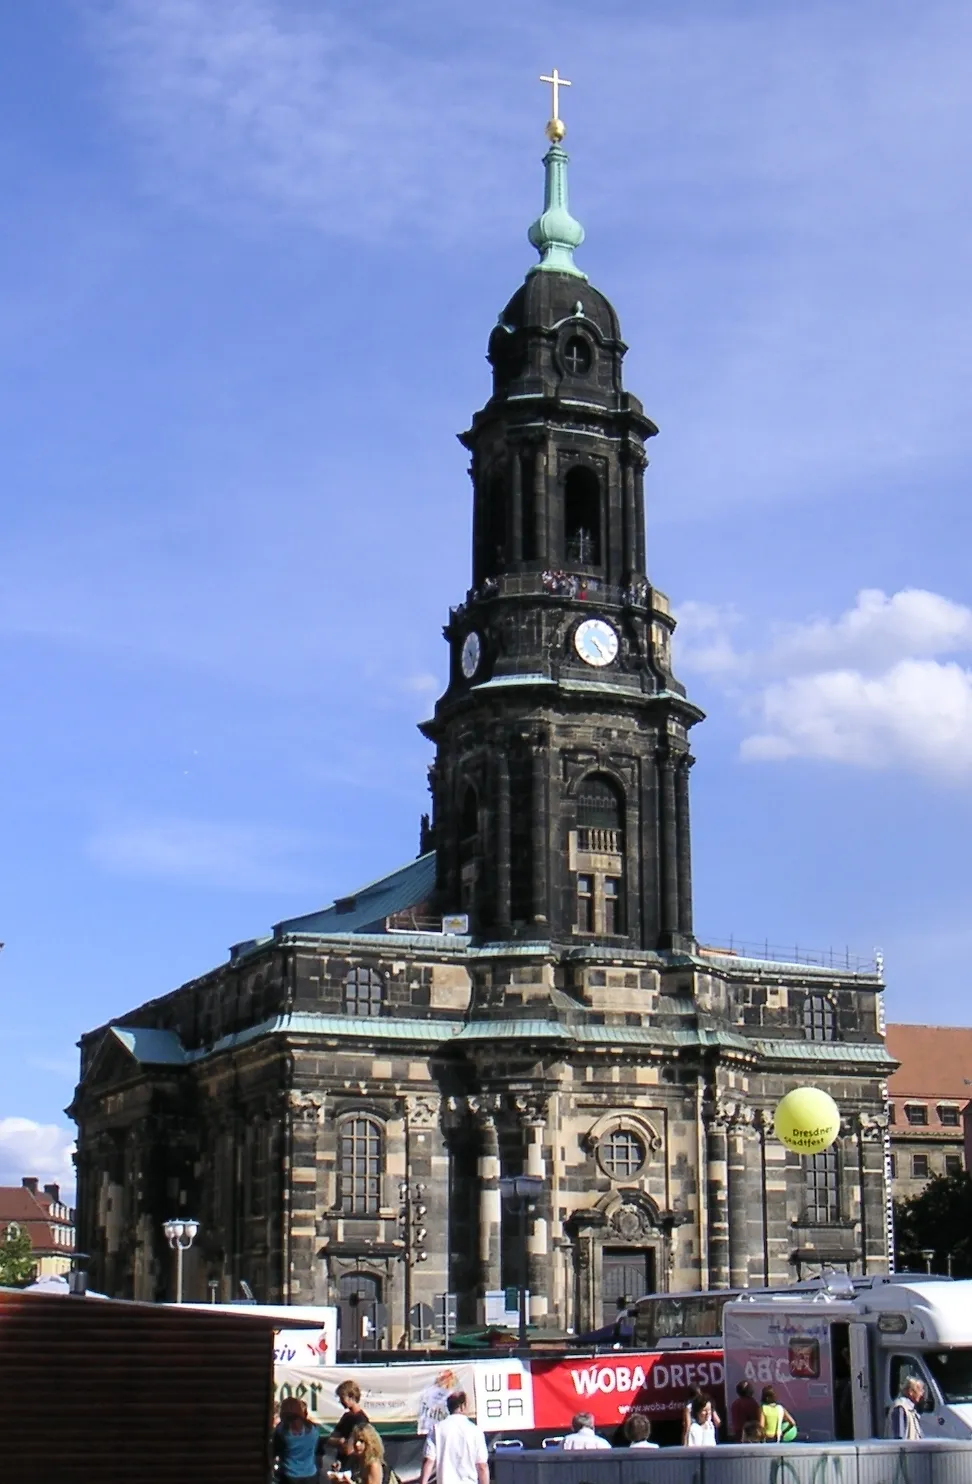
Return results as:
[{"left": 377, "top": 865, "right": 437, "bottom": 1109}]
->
[{"left": 347, "top": 1423, "right": 386, "bottom": 1484}]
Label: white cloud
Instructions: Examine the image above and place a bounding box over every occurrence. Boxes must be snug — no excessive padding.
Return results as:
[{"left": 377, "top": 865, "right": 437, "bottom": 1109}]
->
[
  {"left": 678, "top": 588, "right": 972, "bottom": 779},
  {"left": 0, "top": 1119, "right": 76, "bottom": 1199},
  {"left": 87, "top": 816, "right": 313, "bottom": 891},
  {"left": 770, "top": 588, "right": 972, "bottom": 675}
]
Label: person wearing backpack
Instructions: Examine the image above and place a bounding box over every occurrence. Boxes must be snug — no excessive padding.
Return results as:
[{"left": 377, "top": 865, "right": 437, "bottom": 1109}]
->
[{"left": 760, "top": 1387, "right": 798, "bottom": 1443}]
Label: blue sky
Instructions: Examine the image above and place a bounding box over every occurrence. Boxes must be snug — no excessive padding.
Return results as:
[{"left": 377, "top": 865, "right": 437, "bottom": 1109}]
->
[{"left": 3, "top": 0, "right": 972, "bottom": 1192}]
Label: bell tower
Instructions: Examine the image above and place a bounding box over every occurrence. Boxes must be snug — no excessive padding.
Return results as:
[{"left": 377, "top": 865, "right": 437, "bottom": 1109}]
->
[{"left": 421, "top": 87, "right": 703, "bottom": 951}]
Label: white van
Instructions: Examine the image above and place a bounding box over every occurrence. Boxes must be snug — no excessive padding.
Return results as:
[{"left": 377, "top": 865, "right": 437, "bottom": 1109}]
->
[{"left": 723, "top": 1274, "right": 972, "bottom": 1441}]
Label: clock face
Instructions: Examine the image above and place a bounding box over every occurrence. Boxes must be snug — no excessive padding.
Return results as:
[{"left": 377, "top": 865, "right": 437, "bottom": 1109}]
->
[
  {"left": 460, "top": 630, "right": 481, "bottom": 679},
  {"left": 574, "top": 617, "right": 619, "bottom": 668}
]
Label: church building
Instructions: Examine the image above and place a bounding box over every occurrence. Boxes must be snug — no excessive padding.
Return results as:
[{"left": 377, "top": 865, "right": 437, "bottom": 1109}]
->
[{"left": 70, "top": 96, "right": 895, "bottom": 1344}]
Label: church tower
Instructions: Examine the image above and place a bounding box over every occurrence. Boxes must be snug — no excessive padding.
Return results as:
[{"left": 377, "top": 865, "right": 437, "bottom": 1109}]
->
[{"left": 422, "top": 99, "right": 703, "bottom": 952}]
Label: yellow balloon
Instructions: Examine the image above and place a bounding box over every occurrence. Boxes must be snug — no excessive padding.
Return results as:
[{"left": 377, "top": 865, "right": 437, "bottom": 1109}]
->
[{"left": 774, "top": 1087, "right": 841, "bottom": 1155}]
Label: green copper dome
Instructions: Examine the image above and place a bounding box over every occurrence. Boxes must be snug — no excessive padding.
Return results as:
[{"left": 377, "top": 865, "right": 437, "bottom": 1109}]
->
[{"left": 527, "top": 141, "right": 587, "bottom": 280}]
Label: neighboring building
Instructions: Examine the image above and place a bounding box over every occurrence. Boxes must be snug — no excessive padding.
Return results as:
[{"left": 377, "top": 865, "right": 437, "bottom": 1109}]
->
[
  {"left": 70, "top": 110, "right": 895, "bottom": 1338},
  {"left": 885, "top": 1024, "right": 972, "bottom": 1200},
  {"left": 0, "top": 1177, "right": 76, "bottom": 1278}
]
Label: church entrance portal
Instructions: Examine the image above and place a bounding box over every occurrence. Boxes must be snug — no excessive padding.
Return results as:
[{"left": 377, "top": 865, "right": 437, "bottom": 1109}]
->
[{"left": 601, "top": 1247, "right": 655, "bottom": 1326}]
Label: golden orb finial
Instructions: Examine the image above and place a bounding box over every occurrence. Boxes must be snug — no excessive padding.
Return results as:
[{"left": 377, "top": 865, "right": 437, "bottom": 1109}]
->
[{"left": 545, "top": 117, "right": 566, "bottom": 144}]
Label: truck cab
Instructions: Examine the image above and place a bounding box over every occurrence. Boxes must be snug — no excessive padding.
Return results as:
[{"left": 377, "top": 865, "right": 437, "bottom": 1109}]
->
[{"left": 723, "top": 1275, "right": 972, "bottom": 1442}]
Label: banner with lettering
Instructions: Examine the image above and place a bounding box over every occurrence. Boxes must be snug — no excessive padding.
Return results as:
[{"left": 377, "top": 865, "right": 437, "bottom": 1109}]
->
[
  {"left": 275, "top": 1361, "right": 478, "bottom": 1432},
  {"left": 531, "top": 1351, "right": 725, "bottom": 1426}
]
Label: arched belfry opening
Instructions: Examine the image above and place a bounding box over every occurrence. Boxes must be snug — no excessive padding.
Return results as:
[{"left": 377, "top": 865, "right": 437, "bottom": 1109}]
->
[
  {"left": 564, "top": 466, "right": 602, "bottom": 567},
  {"left": 571, "top": 773, "right": 626, "bottom": 937}
]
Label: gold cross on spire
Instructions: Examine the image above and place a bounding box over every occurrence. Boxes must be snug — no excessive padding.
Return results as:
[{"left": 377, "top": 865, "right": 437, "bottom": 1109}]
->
[{"left": 540, "top": 68, "right": 571, "bottom": 141}]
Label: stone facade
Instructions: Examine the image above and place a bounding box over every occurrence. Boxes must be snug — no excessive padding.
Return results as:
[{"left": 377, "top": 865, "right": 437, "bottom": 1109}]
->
[{"left": 70, "top": 132, "right": 896, "bottom": 1343}]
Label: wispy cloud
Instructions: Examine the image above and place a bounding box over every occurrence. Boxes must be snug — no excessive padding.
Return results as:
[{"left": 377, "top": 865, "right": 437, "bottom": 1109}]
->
[
  {"left": 678, "top": 588, "right": 972, "bottom": 780},
  {"left": 83, "top": 0, "right": 530, "bottom": 242},
  {"left": 86, "top": 815, "right": 315, "bottom": 891},
  {"left": 0, "top": 1118, "right": 76, "bottom": 1198}
]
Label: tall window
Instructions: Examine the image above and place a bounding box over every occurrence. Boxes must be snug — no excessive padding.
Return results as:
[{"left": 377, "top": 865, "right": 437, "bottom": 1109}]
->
[
  {"left": 804, "top": 1149, "right": 839, "bottom": 1223},
  {"left": 564, "top": 466, "right": 602, "bottom": 566},
  {"left": 603, "top": 877, "right": 621, "bottom": 935},
  {"left": 576, "top": 875, "right": 594, "bottom": 933},
  {"left": 945, "top": 1154, "right": 963, "bottom": 1176},
  {"left": 344, "top": 967, "right": 383, "bottom": 1017},
  {"left": 338, "top": 1117, "right": 383, "bottom": 1215},
  {"left": 803, "top": 994, "right": 835, "bottom": 1042},
  {"left": 912, "top": 1154, "right": 929, "bottom": 1180}
]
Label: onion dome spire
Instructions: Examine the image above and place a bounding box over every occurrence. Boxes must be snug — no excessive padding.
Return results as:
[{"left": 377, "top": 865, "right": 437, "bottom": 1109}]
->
[{"left": 528, "top": 69, "right": 587, "bottom": 280}]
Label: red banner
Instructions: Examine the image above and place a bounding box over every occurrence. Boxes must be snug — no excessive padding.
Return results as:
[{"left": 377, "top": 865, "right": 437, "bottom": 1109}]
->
[{"left": 531, "top": 1351, "right": 725, "bottom": 1425}]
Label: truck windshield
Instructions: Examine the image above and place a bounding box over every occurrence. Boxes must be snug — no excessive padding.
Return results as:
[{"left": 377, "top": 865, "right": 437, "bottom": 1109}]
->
[{"left": 924, "top": 1350, "right": 972, "bottom": 1405}]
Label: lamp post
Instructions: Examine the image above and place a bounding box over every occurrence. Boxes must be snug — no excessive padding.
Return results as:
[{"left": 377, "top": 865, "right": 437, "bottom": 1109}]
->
[
  {"left": 499, "top": 1174, "right": 544, "bottom": 1349},
  {"left": 921, "top": 1247, "right": 935, "bottom": 1275},
  {"left": 163, "top": 1218, "right": 199, "bottom": 1303}
]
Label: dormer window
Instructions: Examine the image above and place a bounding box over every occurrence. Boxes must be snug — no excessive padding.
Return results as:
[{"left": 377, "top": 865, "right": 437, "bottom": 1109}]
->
[
  {"left": 905, "top": 1104, "right": 928, "bottom": 1126},
  {"left": 939, "top": 1105, "right": 960, "bottom": 1127}
]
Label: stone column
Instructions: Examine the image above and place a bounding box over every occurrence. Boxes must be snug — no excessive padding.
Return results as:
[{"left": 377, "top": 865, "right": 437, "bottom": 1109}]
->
[
  {"left": 727, "top": 1112, "right": 751, "bottom": 1289},
  {"left": 706, "top": 1116, "right": 730, "bottom": 1289},
  {"left": 520, "top": 1103, "right": 549, "bottom": 1322},
  {"left": 531, "top": 739, "right": 549, "bottom": 929},
  {"left": 632, "top": 447, "right": 647, "bottom": 573},
  {"left": 476, "top": 1110, "right": 502, "bottom": 1319},
  {"left": 659, "top": 753, "right": 679, "bottom": 941},
  {"left": 496, "top": 752, "right": 512, "bottom": 934},
  {"left": 510, "top": 448, "right": 523, "bottom": 564},
  {"left": 623, "top": 457, "right": 636, "bottom": 575},
  {"left": 675, "top": 756, "right": 694, "bottom": 940},
  {"left": 533, "top": 442, "right": 547, "bottom": 566}
]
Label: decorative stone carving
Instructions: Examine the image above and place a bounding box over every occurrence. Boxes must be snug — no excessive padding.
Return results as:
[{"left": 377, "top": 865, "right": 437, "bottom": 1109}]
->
[
  {"left": 610, "top": 1203, "right": 651, "bottom": 1241},
  {"left": 406, "top": 1094, "right": 440, "bottom": 1129}
]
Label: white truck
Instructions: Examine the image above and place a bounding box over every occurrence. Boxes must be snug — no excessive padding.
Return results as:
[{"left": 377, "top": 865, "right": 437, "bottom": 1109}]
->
[{"left": 723, "top": 1274, "right": 972, "bottom": 1442}]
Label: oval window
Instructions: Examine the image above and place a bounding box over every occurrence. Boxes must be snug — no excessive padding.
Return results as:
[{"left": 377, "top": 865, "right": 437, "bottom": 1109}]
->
[{"left": 563, "top": 336, "right": 592, "bottom": 376}]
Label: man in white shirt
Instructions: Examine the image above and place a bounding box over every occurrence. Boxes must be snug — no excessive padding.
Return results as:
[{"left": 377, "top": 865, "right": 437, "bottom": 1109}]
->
[
  {"left": 561, "top": 1412, "right": 611, "bottom": 1450},
  {"left": 419, "top": 1391, "right": 489, "bottom": 1484}
]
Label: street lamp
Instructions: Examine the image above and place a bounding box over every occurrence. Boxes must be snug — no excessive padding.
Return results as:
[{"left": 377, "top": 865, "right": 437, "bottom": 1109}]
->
[
  {"left": 499, "top": 1175, "right": 544, "bottom": 1349},
  {"left": 163, "top": 1218, "right": 199, "bottom": 1303},
  {"left": 920, "top": 1247, "right": 935, "bottom": 1275}
]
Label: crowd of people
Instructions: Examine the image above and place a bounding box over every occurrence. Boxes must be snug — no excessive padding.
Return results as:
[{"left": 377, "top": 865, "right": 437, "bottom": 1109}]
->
[{"left": 272, "top": 1370, "right": 930, "bottom": 1480}]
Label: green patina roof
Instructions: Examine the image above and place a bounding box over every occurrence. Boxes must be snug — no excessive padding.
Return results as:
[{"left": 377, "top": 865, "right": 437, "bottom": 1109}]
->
[
  {"left": 104, "top": 1013, "right": 896, "bottom": 1072},
  {"left": 527, "top": 141, "right": 586, "bottom": 279}
]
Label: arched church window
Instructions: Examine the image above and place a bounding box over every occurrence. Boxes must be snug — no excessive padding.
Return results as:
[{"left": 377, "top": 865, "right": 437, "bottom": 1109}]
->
[
  {"left": 564, "top": 466, "right": 602, "bottom": 567},
  {"left": 803, "top": 993, "right": 835, "bottom": 1042},
  {"left": 599, "top": 1128, "right": 647, "bottom": 1179},
  {"left": 343, "top": 967, "right": 384, "bottom": 1017},
  {"left": 563, "top": 335, "right": 592, "bottom": 376},
  {"left": 338, "top": 1116, "right": 383, "bottom": 1215},
  {"left": 577, "top": 775, "right": 623, "bottom": 851},
  {"left": 574, "top": 774, "right": 626, "bottom": 936}
]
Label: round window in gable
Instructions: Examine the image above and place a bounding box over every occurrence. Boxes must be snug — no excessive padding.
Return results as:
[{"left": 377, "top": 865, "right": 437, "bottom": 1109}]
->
[
  {"left": 598, "top": 1128, "right": 647, "bottom": 1179},
  {"left": 563, "top": 335, "right": 592, "bottom": 377}
]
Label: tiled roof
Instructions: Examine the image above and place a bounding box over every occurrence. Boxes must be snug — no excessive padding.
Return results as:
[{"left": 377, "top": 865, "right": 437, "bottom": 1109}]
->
[
  {"left": 272, "top": 853, "right": 439, "bottom": 939},
  {"left": 0, "top": 1187, "right": 74, "bottom": 1256},
  {"left": 886, "top": 1023, "right": 972, "bottom": 1100}
]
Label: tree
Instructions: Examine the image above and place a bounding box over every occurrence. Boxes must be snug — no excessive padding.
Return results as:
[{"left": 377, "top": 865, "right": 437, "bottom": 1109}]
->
[
  {"left": 0, "top": 1223, "right": 35, "bottom": 1286},
  {"left": 894, "top": 1171, "right": 972, "bottom": 1277}
]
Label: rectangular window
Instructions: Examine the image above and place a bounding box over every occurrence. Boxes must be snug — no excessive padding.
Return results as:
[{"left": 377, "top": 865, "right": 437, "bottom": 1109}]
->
[
  {"left": 603, "top": 877, "right": 621, "bottom": 935},
  {"left": 945, "top": 1154, "right": 963, "bottom": 1176},
  {"left": 939, "top": 1106, "right": 961, "bottom": 1127},
  {"left": 905, "top": 1105, "right": 928, "bottom": 1126},
  {"left": 888, "top": 1105, "right": 896, "bottom": 1124},
  {"left": 890, "top": 1154, "right": 897, "bottom": 1178},
  {"left": 576, "top": 875, "right": 594, "bottom": 933},
  {"left": 804, "top": 1148, "right": 839, "bottom": 1223},
  {"left": 912, "top": 1154, "right": 929, "bottom": 1179}
]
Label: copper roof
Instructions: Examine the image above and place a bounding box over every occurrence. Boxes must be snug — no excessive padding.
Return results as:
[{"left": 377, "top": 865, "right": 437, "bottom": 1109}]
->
[{"left": 886, "top": 1023, "right": 972, "bottom": 1101}]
